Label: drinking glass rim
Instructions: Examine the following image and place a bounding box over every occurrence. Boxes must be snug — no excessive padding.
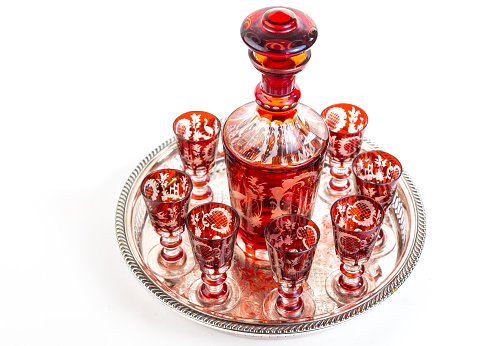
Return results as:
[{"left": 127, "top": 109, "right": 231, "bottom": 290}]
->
[
  {"left": 173, "top": 111, "right": 221, "bottom": 143},
  {"left": 321, "top": 103, "right": 369, "bottom": 136},
  {"left": 185, "top": 202, "right": 241, "bottom": 242},
  {"left": 264, "top": 214, "right": 321, "bottom": 255},
  {"left": 140, "top": 168, "right": 193, "bottom": 205},
  {"left": 330, "top": 195, "right": 385, "bottom": 234},
  {"left": 352, "top": 150, "right": 403, "bottom": 186}
]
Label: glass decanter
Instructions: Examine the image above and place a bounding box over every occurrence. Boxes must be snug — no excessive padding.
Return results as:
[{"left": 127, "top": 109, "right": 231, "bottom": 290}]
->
[{"left": 223, "top": 7, "right": 329, "bottom": 260}]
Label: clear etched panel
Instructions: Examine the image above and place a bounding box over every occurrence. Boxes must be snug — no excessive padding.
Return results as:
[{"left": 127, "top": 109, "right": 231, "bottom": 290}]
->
[{"left": 224, "top": 102, "right": 328, "bottom": 167}]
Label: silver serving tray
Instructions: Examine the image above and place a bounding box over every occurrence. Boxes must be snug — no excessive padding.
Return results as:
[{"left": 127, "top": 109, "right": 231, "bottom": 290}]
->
[{"left": 115, "top": 137, "right": 426, "bottom": 336}]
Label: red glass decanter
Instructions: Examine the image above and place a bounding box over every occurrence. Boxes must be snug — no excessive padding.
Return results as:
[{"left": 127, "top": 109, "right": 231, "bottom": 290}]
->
[{"left": 223, "top": 7, "right": 329, "bottom": 260}]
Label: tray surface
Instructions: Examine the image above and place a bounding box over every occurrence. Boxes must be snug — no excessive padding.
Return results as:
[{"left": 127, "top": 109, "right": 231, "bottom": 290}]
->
[{"left": 115, "top": 138, "right": 426, "bottom": 336}]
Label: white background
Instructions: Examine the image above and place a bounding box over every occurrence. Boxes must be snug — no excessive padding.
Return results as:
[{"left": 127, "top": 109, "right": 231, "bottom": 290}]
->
[{"left": 1, "top": 0, "right": 496, "bottom": 345}]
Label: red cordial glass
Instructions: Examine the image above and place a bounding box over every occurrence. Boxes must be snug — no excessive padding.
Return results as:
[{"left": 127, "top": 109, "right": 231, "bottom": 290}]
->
[
  {"left": 326, "top": 195, "right": 384, "bottom": 305},
  {"left": 263, "top": 214, "right": 320, "bottom": 320},
  {"left": 173, "top": 111, "right": 221, "bottom": 206},
  {"left": 186, "top": 203, "right": 241, "bottom": 312},
  {"left": 352, "top": 150, "right": 402, "bottom": 258},
  {"left": 352, "top": 151, "right": 402, "bottom": 211},
  {"left": 223, "top": 7, "right": 329, "bottom": 261},
  {"left": 319, "top": 103, "right": 368, "bottom": 202},
  {"left": 141, "top": 169, "right": 195, "bottom": 279}
]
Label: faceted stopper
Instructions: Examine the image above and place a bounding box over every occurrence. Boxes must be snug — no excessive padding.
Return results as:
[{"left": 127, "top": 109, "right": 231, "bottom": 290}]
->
[{"left": 241, "top": 7, "right": 318, "bottom": 58}]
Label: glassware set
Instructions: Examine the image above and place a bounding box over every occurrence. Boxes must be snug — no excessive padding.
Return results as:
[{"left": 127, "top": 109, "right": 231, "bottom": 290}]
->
[{"left": 136, "top": 6, "right": 407, "bottom": 319}]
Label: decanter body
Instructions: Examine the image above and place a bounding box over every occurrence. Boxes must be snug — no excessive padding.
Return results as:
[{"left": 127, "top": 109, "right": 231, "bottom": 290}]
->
[{"left": 223, "top": 7, "right": 329, "bottom": 260}]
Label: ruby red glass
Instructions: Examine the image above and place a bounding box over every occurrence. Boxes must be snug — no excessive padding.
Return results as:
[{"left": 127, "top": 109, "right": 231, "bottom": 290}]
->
[
  {"left": 223, "top": 7, "right": 329, "bottom": 261},
  {"left": 263, "top": 214, "right": 320, "bottom": 320},
  {"left": 352, "top": 150, "right": 403, "bottom": 258},
  {"left": 141, "top": 169, "right": 195, "bottom": 279},
  {"left": 319, "top": 103, "right": 368, "bottom": 202},
  {"left": 352, "top": 150, "right": 402, "bottom": 211},
  {"left": 326, "top": 195, "right": 384, "bottom": 304},
  {"left": 173, "top": 111, "right": 221, "bottom": 206},
  {"left": 186, "top": 202, "right": 241, "bottom": 312}
]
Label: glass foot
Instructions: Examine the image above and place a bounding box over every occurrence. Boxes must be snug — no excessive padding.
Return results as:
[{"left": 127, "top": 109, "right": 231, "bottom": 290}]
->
[
  {"left": 325, "top": 270, "right": 375, "bottom": 306},
  {"left": 147, "top": 243, "right": 196, "bottom": 279},
  {"left": 188, "top": 277, "right": 241, "bottom": 312},
  {"left": 370, "top": 224, "right": 397, "bottom": 260},
  {"left": 318, "top": 176, "right": 351, "bottom": 204},
  {"left": 190, "top": 186, "right": 213, "bottom": 206},
  {"left": 262, "top": 288, "right": 315, "bottom": 321}
]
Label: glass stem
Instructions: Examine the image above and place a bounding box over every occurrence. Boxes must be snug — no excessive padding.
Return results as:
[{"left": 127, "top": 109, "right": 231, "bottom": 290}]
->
[
  {"left": 328, "top": 164, "right": 351, "bottom": 194},
  {"left": 339, "top": 262, "right": 365, "bottom": 291},
  {"left": 160, "top": 234, "right": 184, "bottom": 263},
  {"left": 276, "top": 284, "right": 303, "bottom": 317},
  {"left": 190, "top": 173, "right": 212, "bottom": 203},
  {"left": 191, "top": 174, "right": 208, "bottom": 196},
  {"left": 200, "top": 273, "right": 228, "bottom": 302}
]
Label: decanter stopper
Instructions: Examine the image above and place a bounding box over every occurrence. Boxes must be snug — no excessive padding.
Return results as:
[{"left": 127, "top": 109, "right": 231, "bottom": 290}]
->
[
  {"left": 241, "top": 7, "right": 317, "bottom": 57},
  {"left": 241, "top": 7, "right": 318, "bottom": 110}
]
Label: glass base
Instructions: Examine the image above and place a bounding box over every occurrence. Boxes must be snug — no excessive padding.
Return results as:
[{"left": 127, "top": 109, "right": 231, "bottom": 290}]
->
[
  {"left": 190, "top": 186, "right": 213, "bottom": 206},
  {"left": 318, "top": 176, "right": 351, "bottom": 204},
  {"left": 370, "top": 223, "right": 397, "bottom": 260},
  {"left": 262, "top": 288, "right": 316, "bottom": 321},
  {"left": 325, "top": 270, "right": 375, "bottom": 306},
  {"left": 188, "top": 277, "right": 241, "bottom": 313},
  {"left": 147, "top": 243, "right": 195, "bottom": 279}
]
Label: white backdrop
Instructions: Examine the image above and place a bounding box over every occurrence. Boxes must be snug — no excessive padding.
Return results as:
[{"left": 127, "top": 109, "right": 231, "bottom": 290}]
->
[{"left": 1, "top": 1, "right": 496, "bottom": 345}]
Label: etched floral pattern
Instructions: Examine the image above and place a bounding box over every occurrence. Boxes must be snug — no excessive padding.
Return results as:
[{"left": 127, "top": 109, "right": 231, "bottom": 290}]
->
[
  {"left": 322, "top": 103, "right": 368, "bottom": 166},
  {"left": 141, "top": 169, "right": 192, "bottom": 237},
  {"left": 265, "top": 215, "right": 320, "bottom": 285},
  {"left": 225, "top": 151, "right": 323, "bottom": 252},
  {"left": 186, "top": 203, "right": 240, "bottom": 271},
  {"left": 353, "top": 151, "right": 402, "bottom": 211},
  {"left": 173, "top": 111, "right": 221, "bottom": 175},
  {"left": 330, "top": 195, "right": 384, "bottom": 263}
]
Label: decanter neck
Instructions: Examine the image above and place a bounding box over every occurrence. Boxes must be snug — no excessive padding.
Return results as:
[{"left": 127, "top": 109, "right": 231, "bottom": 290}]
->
[
  {"left": 250, "top": 52, "right": 308, "bottom": 113},
  {"left": 254, "top": 79, "right": 301, "bottom": 115},
  {"left": 241, "top": 7, "right": 317, "bottom": 116},
  {"left": 261, "top": 74, "right": 295, "bottom": 96}
]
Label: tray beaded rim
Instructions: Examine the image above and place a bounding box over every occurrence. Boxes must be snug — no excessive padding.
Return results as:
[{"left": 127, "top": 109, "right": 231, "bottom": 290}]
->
[{"left": 115, "top": 137, "right": 426, "bottom": 335}]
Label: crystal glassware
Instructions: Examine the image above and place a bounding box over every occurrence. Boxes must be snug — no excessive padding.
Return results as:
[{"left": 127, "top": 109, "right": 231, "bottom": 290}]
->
[
  {"left": 223, "top": 7, "right": 329, "bottom": 261},
  {"left": 263, "top": 214, "right": 320, "bottom": 320},
  {"left": 352, "top": 150, "right": 402, "bottom": 258},
  {"left": 186, "top": 202, "right": 241, "bottom": 312},
  {"left": 326, "top": 195, "right": 384, "bottom": 304},
  {"left": 141, "top": 168, "right": 195, "bottom": 279},
  {"left": 173, "top": 111, "right": 221, "bottom": 206},
  {"left": 319, "top": 103, "right": 368, "bottom": 202}
]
